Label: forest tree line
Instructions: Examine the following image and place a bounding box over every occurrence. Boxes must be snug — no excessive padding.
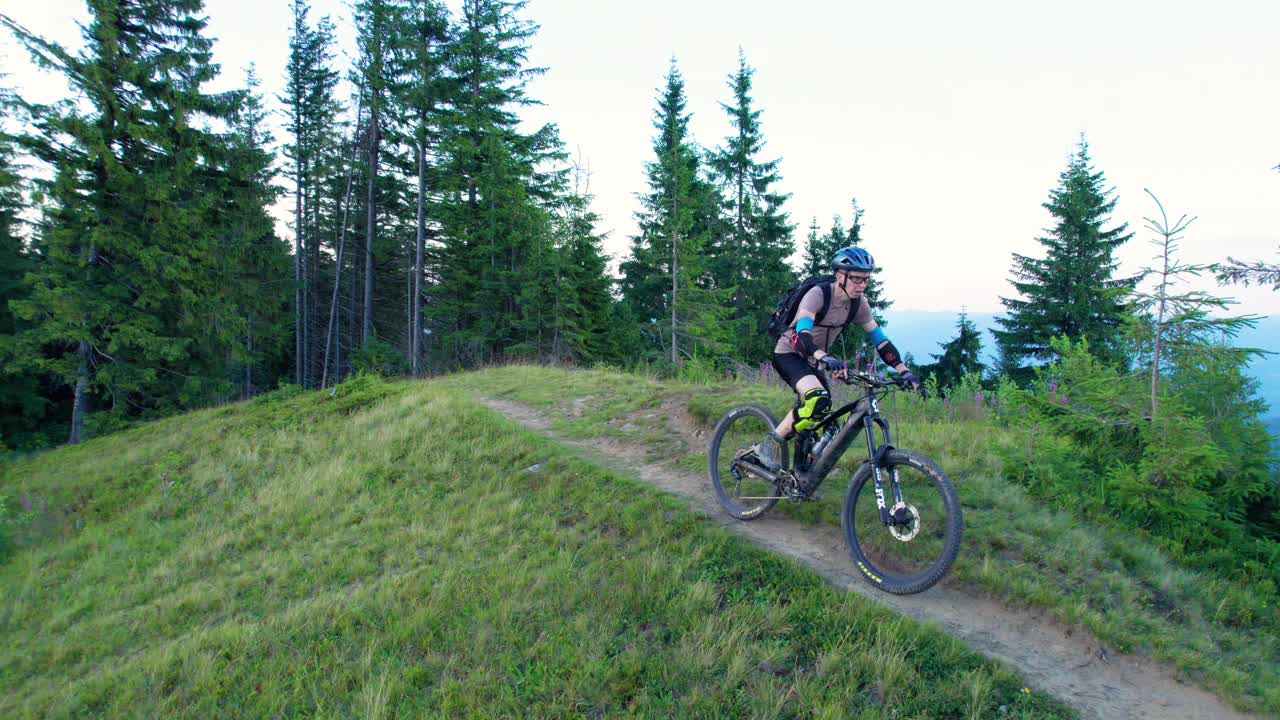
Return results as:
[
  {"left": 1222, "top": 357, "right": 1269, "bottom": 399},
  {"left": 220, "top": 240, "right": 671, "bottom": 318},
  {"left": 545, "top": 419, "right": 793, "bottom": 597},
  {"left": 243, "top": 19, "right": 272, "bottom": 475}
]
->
[
  {"left": 0, "top": 0, "right": 1274, "bottom": 457},
  {"left": 0, "top": 0, "right": 882, "bottom": 446}
]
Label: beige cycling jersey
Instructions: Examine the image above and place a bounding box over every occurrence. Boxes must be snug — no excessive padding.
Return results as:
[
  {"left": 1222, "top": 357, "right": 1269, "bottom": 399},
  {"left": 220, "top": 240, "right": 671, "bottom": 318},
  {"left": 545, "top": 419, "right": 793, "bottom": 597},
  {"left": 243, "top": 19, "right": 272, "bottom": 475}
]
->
[{"left": 773, "top": 285, "right": 872, "bottom": 365}]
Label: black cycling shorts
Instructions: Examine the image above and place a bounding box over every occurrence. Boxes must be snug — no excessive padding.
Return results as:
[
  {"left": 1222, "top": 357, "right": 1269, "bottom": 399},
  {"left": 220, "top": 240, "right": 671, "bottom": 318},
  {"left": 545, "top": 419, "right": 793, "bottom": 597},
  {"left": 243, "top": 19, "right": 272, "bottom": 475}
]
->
[{"left": 771, "top": 352, "right": 831, "bottom": 394}]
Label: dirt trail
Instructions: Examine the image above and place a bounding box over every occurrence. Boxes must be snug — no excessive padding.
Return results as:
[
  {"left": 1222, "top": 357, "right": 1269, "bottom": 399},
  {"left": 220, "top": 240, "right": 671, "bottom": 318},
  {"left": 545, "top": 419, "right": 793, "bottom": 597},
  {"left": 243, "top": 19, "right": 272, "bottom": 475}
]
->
[{"left": 483, "top": 396, "right": 1259, "bottom": 720}]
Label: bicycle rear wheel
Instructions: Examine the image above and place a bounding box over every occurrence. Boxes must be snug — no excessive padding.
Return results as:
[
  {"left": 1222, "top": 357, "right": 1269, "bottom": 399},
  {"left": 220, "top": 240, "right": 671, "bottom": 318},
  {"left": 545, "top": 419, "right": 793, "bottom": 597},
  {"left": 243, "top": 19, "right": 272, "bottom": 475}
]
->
[
  {"left": 708, "top": 405, "right": 782, "bottom": 520},
  {"left": 841, "top": 449, "right": 962, "bottom": 594}
]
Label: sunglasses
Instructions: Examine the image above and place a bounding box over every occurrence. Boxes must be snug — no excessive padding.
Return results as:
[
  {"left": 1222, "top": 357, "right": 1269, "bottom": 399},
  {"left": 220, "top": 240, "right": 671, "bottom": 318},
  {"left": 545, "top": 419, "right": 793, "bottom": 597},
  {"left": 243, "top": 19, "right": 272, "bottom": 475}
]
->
[{"left": 843, "top": 275, "right": 871, "bottom": 285}]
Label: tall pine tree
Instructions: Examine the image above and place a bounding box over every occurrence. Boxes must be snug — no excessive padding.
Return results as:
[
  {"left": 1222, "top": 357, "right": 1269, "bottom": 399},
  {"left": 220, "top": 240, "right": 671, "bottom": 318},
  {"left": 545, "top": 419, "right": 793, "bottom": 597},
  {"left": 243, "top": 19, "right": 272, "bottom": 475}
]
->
[
  {"left": 0, "top": 109, "right": 56, "bottom": 448},
  {"left": 921, "top": 311, "right": 986, "bottom": 390},
  {"left": 993, "top": 137, "right": 1135, "bottom": 372},
  {"left": 843, "top": 198, "right": 891, "bottom": 324},
  {"left": 283, "top": 0, "right": 343, "bottom": 386},
  {"left": 802, "top": 213, "right": 844, "bottom": 277},
  {"left": 388, "top": 0, "right": 451, "bottom": 374},
  {"left": 518, "top": 160, "right": 613, "bottom": 363},
  {"left": 3, "top": 0, "right": 286, "bottom": 441},
  {"left": 354, "top": 0, "right": 398, "bottom": 350},
  {"left": 707, "top": 50, "right": 795, "bottom": 361},
  {"left": 215, "top": 68, "right": 292, "bottom": 400},
  {"left": 619, "top": 60, "right": 729, "bottom": 365},
  {"left": 430, "top": 0, "right": 568, "bottom": 367},
  {"left": 799, "top": 199, "right": 893, "bottom": 357}
]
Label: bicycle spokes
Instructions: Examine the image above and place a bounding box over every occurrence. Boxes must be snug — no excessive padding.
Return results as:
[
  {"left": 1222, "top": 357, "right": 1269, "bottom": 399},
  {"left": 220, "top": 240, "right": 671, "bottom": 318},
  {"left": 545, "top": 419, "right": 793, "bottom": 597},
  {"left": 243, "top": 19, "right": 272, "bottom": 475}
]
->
[
  {"left": 709, "top": 406, "right": 785, "bottom": 519},
  {"left": 849, "top": 458, "right": 953, "bottom": 579}
]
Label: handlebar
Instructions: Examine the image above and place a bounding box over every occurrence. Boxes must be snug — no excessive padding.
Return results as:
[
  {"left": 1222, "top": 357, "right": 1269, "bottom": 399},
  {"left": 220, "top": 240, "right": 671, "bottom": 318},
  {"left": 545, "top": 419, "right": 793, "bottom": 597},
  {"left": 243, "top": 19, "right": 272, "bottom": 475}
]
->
[{"left": 836, "top": 369, "right": 915, "bottom": 391}]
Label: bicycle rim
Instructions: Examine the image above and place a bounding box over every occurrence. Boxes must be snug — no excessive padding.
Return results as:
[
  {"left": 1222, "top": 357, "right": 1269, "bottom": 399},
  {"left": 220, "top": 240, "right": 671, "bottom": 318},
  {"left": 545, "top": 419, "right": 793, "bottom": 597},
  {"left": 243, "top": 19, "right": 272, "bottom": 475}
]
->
[
  {"left": 841, "top": 449, "right": 962, "bottom": 594},
  {"left": 709, "top": 405, "right": 781, "bottom": 520}
]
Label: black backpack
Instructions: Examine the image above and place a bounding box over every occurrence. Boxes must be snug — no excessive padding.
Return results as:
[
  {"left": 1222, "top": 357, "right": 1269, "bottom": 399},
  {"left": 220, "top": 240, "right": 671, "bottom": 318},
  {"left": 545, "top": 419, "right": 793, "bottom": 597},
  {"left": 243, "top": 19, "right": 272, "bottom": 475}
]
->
[{"left": 766, "top": 275, "right": 852, "bottom": 339}]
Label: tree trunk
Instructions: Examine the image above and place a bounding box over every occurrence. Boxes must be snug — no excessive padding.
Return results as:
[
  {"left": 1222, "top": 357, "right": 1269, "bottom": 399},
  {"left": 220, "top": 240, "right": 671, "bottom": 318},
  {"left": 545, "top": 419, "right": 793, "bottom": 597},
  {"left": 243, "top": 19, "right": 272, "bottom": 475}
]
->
[
  {"left": 323, "top": 171, "right": 355, "bottom": 388},
  {"left": 1150, "top": 238, "right": 1171, "bottom": 420},
  {"left": 309, "top": 182, "right": 322, "bottom": 385},
  {"left": 670, "top": 173, "right": 679, "bottom": 366},
  {"left": 413, "top": 140, "right": 425, "bottom": 375},
  {"left": 295, "top": 157, "right": 304, "bottom": 386},
  {"left": 245, "top": 315, "right": 254, "bottom": 399},
  {"left": 323, "top": 98, "right": 363, "bottom": 387},
  {"left": 68, "top": 340, "right": 91, "bottom": 444},
  {"left": 300, "top": 180, "right": 310, "bottom": 388},
  {"left": 363, "top": 107, "right": 380, "bottom": 349}
]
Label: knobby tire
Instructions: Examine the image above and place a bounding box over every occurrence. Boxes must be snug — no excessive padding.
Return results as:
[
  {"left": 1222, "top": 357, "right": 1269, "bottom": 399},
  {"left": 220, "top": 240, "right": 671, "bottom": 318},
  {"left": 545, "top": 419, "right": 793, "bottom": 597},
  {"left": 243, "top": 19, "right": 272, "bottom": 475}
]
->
[
  {"left": 708, "top": 404, "right": 780, "bottom": 520},
  {"left": 841, "top": 448, "right": 963, "bottom": 595}
]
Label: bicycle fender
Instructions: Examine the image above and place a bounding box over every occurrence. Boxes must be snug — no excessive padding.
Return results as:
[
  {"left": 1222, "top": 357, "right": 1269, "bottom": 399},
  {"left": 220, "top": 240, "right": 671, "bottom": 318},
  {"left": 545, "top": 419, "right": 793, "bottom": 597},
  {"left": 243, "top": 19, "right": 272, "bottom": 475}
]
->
[{"left": 872, "top": 444, "right": 896, "bottom": 468}]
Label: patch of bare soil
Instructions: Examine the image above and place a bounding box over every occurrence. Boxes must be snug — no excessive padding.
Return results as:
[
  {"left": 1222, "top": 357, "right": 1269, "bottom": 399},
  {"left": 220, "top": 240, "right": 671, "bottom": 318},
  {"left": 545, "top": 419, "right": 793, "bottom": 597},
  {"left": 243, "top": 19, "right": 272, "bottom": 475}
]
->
[{"left": 483, "top": 396, "right": 1259, "bottom": 720}]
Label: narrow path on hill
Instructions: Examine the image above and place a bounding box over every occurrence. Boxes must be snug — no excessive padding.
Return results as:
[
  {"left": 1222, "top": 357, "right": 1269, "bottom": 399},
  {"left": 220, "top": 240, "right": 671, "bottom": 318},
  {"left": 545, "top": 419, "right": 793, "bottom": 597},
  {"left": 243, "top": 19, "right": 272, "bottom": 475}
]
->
[{"left": 482, "top": 396, "right": 1258, "bottom": 720}]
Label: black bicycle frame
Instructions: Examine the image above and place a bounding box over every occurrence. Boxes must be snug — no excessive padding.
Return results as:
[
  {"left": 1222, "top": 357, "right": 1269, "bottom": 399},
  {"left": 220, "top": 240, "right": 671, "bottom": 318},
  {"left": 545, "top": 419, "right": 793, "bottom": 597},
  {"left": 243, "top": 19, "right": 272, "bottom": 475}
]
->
[{"left": 795, "top": 390, "right": 901, "bottom": 523}]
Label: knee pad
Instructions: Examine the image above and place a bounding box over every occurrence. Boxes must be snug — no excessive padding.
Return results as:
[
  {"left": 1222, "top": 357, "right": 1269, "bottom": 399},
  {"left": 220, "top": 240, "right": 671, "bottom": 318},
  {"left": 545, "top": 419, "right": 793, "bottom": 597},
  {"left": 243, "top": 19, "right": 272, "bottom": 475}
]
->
[{"left": 793, "top": 387, "right": 831, "bottom": 432}]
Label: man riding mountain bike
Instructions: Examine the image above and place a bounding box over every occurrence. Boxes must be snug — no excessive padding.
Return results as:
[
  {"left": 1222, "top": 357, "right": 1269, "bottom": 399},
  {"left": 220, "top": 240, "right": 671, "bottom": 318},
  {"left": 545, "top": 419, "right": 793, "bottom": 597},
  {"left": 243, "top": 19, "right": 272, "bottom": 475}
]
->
[{"left": 754, "top": 246, "right": 919, "bottom": 471}]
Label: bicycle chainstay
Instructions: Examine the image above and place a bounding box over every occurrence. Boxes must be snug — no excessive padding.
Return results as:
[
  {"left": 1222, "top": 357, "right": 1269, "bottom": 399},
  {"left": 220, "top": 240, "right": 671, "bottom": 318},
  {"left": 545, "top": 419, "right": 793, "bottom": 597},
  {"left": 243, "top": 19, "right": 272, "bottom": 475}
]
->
[{"left": 731, "top": 447, "right": 811, "bottom": 502}]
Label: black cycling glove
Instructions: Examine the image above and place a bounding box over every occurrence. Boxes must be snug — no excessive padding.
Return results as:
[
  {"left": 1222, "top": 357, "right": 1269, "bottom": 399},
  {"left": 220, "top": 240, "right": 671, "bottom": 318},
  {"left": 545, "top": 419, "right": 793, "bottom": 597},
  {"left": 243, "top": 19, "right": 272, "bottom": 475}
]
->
[{"left": 819, "top": 355, "right": 847, "bottom": 372}]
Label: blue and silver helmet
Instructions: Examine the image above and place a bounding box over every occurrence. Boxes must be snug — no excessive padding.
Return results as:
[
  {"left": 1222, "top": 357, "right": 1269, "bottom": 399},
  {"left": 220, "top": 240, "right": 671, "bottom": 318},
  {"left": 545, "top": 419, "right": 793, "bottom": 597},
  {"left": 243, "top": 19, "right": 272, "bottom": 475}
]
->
[{"left": 831, "top": 246, "right": 875, "bottom": 272}]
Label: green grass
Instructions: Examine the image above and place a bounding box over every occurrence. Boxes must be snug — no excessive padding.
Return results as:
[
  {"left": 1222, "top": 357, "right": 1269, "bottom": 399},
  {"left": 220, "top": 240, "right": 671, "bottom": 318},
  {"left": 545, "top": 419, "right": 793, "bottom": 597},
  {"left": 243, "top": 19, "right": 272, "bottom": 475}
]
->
[
  {"left": 447, "top": 365, "right": 1280, "bottom": 716},
  {"left": 0, "top": 372, "right": 1070, "bottom": 718}
]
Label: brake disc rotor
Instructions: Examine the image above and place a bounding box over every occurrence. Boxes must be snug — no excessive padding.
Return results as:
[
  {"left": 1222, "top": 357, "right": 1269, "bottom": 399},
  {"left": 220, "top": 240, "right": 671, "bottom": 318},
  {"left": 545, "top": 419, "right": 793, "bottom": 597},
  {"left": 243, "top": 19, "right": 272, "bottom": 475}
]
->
[{"left": 888, "top": 502, "right": 920, "bottom": 541}]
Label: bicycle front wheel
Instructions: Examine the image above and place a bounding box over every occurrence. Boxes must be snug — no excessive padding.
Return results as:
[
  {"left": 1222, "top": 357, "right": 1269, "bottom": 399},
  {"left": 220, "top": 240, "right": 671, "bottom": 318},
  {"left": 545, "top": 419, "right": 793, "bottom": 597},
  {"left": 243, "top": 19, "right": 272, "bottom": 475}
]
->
[
  {"left": 709, "top": 404, "right": 782, "bottom": 520},
  {"left": 841, "top": 449, "right": 962, "bottom": 595}
]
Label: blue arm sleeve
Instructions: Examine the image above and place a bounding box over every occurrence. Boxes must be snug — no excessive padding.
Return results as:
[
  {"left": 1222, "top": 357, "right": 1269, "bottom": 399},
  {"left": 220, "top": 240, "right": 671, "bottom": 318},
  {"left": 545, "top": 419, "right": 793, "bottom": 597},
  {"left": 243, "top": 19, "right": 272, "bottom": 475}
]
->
[
  {"left": 796, "top": 316, "right": 815, "bottom": 333},
  {"left": 868, "top": 326, "right": 888, "bottom": 346}
]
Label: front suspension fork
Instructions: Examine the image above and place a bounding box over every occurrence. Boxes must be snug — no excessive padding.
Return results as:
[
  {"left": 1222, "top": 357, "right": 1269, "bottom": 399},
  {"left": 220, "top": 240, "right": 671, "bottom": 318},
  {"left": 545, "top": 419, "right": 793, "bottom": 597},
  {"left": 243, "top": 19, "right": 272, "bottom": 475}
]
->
[{"left": 864, "top": 414, "right": 903, "bottom": 526}]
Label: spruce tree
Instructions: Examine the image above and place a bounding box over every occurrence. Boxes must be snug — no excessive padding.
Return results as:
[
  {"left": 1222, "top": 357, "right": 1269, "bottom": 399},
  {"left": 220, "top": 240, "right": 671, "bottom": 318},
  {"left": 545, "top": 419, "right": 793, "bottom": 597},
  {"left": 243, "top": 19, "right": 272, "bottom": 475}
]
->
[
  {"left": 3, "top": 0, "right": 282, "bottom": 441},
  {"left": 0, "top": 116, "right": 53, "bottom": 448},
  {"left": 922, "top": 311, "right": 986, "bottom": 390},
  {"left": 388, "top": 0, "right": 451, "bottom": 374},
  {"left": 798, "top": 199, "right": 892, "bottom": 357},
  {"left": 707, "top": 50, "right": 795, "bottom": 361},
  {"left": 1129, "top": 193, "right": 1276, "bottom": 543},
  {"left": 283, "top": 0, "right": 343, "bottom": 386},
  {"left": 513, "top": 159, "right": 613, "bottom": 364},
  {"left": 559, "top": 164, "right": 615, "bottom": 361},
  {"left": 430, "top": 0, "right": 567, "bottom": 367},
  {"left": 354, "top": 0, "right": 397, "bottom": 350},
  {"left": 801, "top": 214, "right": 844, "bottom": 277},
  {"left": 993, "top": 137, "right": 1135, "bottom": 371},
  {"left": 800, "top": 217, "right": 824, "bottom": 276},
  {"left": 844, "top": 198, "right": 891, "bottom": 324},
  {"left": 216, "top": 69, "right": 292, "bottom": 399},
  {"left": 619, "top": 60, "right": 729, "bottom": 364}
]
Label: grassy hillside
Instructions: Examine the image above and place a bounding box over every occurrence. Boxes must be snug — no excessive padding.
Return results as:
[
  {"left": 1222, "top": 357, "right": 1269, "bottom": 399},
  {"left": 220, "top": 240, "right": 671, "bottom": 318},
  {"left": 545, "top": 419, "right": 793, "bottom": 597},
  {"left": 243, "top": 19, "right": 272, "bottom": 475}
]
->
[
  {"left": 0, "top": 374, "right": 1070, "bottom": 719},
  {"left": 442, "top": 366, "right": 1279, "bottom": 715}
]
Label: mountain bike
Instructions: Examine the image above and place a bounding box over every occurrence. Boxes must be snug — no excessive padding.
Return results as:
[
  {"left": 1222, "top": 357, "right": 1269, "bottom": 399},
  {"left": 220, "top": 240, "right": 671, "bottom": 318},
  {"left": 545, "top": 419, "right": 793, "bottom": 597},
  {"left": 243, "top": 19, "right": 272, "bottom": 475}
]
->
[{"left": 708, "top": 370, "right": 962, "bottom": 595}]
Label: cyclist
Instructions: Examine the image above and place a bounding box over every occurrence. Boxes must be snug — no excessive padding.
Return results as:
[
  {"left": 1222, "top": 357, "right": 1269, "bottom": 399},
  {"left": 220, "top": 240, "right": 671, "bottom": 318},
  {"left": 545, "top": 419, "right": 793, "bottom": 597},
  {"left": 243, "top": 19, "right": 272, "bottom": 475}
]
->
[{"left": 754, "top": 246, "right": 919, "bottom": 471}]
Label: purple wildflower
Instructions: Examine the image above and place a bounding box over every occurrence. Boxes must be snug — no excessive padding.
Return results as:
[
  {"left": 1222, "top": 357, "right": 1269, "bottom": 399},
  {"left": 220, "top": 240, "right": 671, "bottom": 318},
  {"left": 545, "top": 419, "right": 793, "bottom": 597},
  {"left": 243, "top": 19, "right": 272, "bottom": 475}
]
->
[
  {"left": 1061, "top": 395, "right": 1069, "bottom": 407},
  {"left": 19, "top": 494, "right": 31, "bottom": 512},
  {"left": 975, "top": 391, "right": 984, "bottom": 404},
  {"left": 943, "top": 397, "right": 953, "bottom": 411},
  {"left": 1019, "top": 407, "right": 1028, "bottom": 414},
  {"left": 1048, "top": 380, "right": 1058, "bottom": 394}
]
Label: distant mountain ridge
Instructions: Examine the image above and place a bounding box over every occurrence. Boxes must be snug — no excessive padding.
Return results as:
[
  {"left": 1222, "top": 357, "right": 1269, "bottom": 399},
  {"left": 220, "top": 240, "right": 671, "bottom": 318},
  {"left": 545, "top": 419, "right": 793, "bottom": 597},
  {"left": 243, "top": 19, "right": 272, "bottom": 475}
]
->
[{"left": 883, "top": 311, "right": 1280, "bottom": 415}]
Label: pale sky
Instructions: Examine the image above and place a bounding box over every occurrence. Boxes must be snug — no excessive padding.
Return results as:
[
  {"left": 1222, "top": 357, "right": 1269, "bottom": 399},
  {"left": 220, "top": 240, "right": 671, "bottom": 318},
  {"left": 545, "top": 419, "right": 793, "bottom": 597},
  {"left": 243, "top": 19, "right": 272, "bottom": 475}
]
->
[{"left": 3, "top": 0, "right": 1278, "bottom": 319}]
